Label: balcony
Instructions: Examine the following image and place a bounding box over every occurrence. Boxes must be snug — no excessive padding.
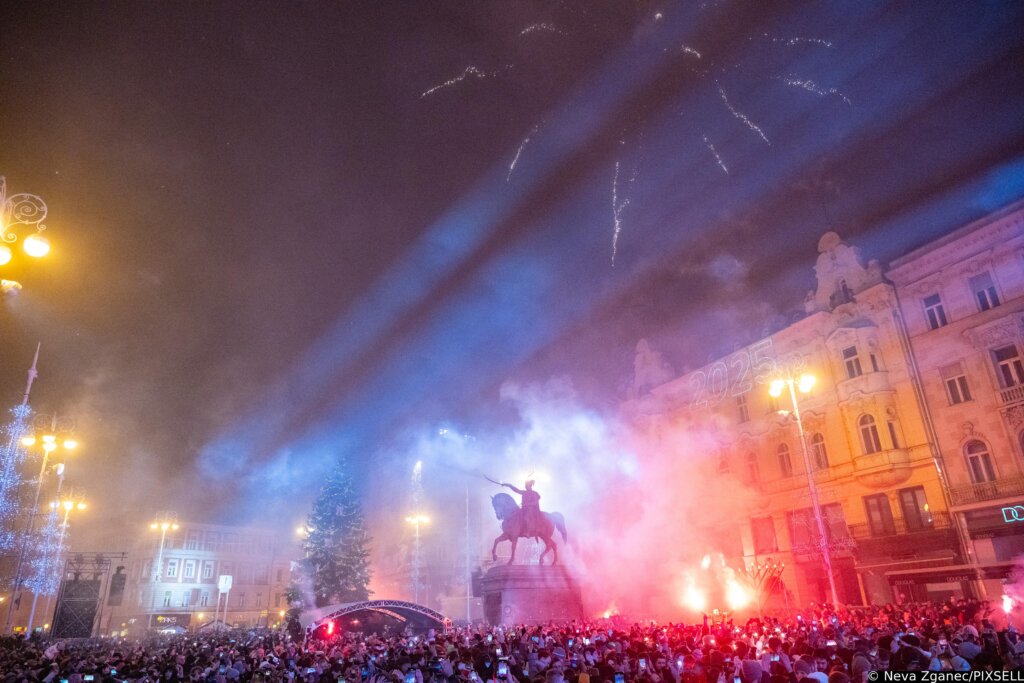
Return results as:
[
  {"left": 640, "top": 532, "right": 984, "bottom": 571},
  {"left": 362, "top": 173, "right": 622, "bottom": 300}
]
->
[
  {"left": 847, "top": 512, "right": 960, "bottom": 561},
  {"left": 853, "top": 448, "right": 912, "bottom": 489},
  {"left": 999, "top": 385, "right": 1024, "bottom": 406},
  {"left": 949, "top": 475, "right": 1024, "bottom": 507},
  {"left": 837, "top": 370, "right": 892, "bottom": 402}
]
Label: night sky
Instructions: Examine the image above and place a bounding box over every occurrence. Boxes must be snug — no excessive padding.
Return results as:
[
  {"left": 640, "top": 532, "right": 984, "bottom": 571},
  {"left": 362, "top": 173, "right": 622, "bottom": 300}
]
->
[{"left": 1, "top": 1, "right": 1023, "bottom": 540}]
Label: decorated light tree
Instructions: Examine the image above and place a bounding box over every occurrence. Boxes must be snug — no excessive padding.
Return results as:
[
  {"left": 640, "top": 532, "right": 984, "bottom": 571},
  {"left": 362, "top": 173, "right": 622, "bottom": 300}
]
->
[
  {"left": 299, "top": 458, "right": 372, "bottom": 607},
  {"left": 0, "top": 404, "right": 32, "bottom": 553}
]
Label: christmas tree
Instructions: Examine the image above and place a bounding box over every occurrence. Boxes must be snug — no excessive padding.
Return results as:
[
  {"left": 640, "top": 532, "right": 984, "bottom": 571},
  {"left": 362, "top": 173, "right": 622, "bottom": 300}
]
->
[{"left": 299, "top": 458, "right": 372, "bottom": 607}]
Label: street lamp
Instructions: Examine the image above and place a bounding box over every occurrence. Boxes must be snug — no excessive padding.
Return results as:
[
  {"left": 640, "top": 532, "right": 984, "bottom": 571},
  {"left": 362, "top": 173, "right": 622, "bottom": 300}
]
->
[
  {"left": 148, "top": 512, "right": 180, "bottom": 630},
  {"left": 769, "top": 372, "right": 840, "bottom": 606},
  {"left": 0, "top": 176, "right": 52, "bottom": 290},
  {"left": 405, "top": 514, "right": 430, "bottom": 604},
  {"left": 29, "top": 494, "right": 87, "bottom": 634},
  {"left": 4, "top": 413, "right": 79, "bottom": 634}
]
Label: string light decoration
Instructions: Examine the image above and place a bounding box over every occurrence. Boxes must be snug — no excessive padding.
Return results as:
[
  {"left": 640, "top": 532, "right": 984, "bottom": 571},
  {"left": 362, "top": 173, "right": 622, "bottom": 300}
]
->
[
  {"left": 24, "top": 506, "right": 63, "bottom": 596},
  {"left": 0, "top": 405, "right": 32, "bottom": 552}
]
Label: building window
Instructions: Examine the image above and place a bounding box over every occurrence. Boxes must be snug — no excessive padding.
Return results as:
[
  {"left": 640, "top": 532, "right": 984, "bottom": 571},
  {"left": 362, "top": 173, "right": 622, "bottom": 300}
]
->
[
  {"left": 200, "top": 591, "right": 210, "bottom": 607},
  {"left": 255, "top": 565, "right": 269, "bottom": 584},
  {"left": 870, "top": 353, "right": 880, "bottom": 372},
  {"left": 184, "top": 560, "right": 196, "bottom": 579},
  {"left": 736, "top": 394, "right": 750, "bottom": 423},
  {"left": 887, "top": 420, "right": 900, "bottom": 449},
  {"left": 970, "top": 272, "right": 1000, "bottom": 311},
  {"left": 276, "top": 568, "right": 284, "bottom": 583},
  {"left": 202, "top": 561, "right": 214, "bottom": 580},
  {"left": 859, "top": 415, "right": 882, "bottom": 454},
  {"left": 864, "top": 494, "right": 896, "bottom": 536},
  {"left": 843, "top": 346, "right": 863, "bottom": 379},
  {"left": 751, "top": 517, "right": 778, "bottom": 554},
  {"left": 965, "top": 440, "right": 996, "bottom": 483},
  {"left": 204, "top": 532, "right": 221, "bottom": 552},
  {"left": 810, "top": 433, "right": 828, "bottom": 470},
  {"left": 767, "top": 393, "right": 780, "bottom": 413},
  {"left": 255, "top": 592, "right": 263, "bottom": 608},
  {"left": 899, "top": 487, "right": 933, "bottom": 530},
  {"left": 165, "top": 559, "right": 179, "bottom": 579},
  {"left": 777, "top": 444, "right": 793, "bottom": 477},
  {"left": 220, "top": 562, "right": 233, "bottom": 577},
  {"left": 236, "top": 592, "right": 245, "bottom": 609},
  {"left": 181, "top": 590, "right": 191, "bottom": 607},
  {"left": 185, "top": 531, "right": 200, "bottom": 551},
  {"left": 923, "top": 293, "right": 948, "bottom": 329},
  {"left": 745, "top": 452, "right": 759, "bottom": 483},
  {"left": 162, "top": 591, "right": 172, "bottom": 607},
  {"left": 942, "top": 364, "right": 972, "bottom": 404},
  {"left": 994, "top": 345, "right": 1024, "bottom": 388}
]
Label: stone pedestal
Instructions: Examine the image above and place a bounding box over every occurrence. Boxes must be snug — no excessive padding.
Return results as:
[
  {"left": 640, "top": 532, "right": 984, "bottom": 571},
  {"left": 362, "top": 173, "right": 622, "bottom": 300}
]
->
[{"left": 481, "top": 564, "right": 584, "bottom": 625}]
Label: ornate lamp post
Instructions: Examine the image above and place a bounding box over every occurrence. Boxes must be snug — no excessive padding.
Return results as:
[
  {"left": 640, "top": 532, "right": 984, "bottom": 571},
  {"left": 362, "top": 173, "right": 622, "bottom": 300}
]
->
[
  {"left": 769, "top": 372, "right": 841, "bottom": 606},
  {"left": 29, "top": 492, "right": 86, "bottom": 635},
  {"left": 4, "top": 413, "right": 78, "bottom": 633},
  {"left": 148, "top": 512, "right": 179, "bottom": 630},
  {"left": 0, "top": 176, "right": 52, "bottom": 295}
]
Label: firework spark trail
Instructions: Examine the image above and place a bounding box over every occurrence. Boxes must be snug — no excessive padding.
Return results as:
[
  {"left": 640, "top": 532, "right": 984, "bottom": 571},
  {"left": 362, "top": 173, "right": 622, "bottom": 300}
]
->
[
  {"left": 717, "top": 85, "right": 771, "bottom": 145},
  {"left": 507, "top": 126, "right": 538, "bottom": 182},
  {"left": 702, "top": 135, "right": 729, "bottom": 174},
  {"left": 764, "top": 34, "right": 833, "bottom": 48},
  {"left": 780, "top": 77, "right": 852, "bottom": 105},
  {"left": 519, "top": 23, "right": 564, "bottom": 37},
  {"left": 421, "top": 66, "right": 498, "bottom": 98},
  {"left": 680, "top": 45, "right": 702, "bottom": 59},
  {"left": 611, "top": 160, "right": 631, "bottom": 266}
]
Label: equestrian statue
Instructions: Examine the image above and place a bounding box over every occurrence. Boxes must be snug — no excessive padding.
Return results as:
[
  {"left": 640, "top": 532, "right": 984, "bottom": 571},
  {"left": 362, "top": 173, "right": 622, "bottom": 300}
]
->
[{"left": 488, "top": 478, "right": 568, "bottom": 566}]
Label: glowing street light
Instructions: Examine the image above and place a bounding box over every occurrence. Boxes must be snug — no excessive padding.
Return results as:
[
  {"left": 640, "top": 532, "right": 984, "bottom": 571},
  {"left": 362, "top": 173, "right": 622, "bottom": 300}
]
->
[
  {"left": 770, "top": 371, "right": 838, "bottom": 606},
  {"left": 147, "top": 511, "right": 180, "bottom": 630},
  {"left": 0, "top": 176, "right": 53, "bottom": 271},
  {"left": 27, "top": 492, "right": 87, "bottom": 635},
  {"left": 5, "top": 413, "right": 80, "bottom": 634}
]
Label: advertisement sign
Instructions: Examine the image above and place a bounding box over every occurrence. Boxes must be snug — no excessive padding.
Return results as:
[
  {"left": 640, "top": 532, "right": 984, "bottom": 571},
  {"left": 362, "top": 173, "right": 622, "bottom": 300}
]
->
[
  {"left": 1002, "top": 506, "right": 1024, "bottom": 523},
  {"left": 218, "top": 575, "right": 233, "bottom": 593}
]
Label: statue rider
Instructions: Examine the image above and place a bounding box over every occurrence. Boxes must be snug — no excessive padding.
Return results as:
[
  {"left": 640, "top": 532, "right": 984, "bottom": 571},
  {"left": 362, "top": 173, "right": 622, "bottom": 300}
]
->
[{"left": 500, "top": 479, "right": 543, "bottom": 538}]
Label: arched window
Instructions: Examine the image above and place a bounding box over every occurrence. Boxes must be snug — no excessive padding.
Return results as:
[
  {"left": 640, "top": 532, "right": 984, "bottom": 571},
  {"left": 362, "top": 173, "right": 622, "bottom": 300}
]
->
[
  {"left": 777, "top": 444, "right": 793, "bottom": 477},
  {"left": 717, "top": 451, "right": 730, "bottom": 475},
  {"left": 965, "top": 440, "right": 996, "bottom": 483},
  {"left": 811, "top": 433, "right": 829, "bottom": 469},
  {"left": 859, "top": 415, "right": 882, "bottom": 454},
  {"left": 746, "top": 452, "right": 759, "bottom": 483}
]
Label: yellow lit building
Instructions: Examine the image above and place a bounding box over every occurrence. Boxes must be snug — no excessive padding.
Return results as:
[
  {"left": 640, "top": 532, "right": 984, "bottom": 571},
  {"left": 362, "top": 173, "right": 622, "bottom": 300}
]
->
[{"left": 625, "top": 230, "right": 970, "bottom": 606}]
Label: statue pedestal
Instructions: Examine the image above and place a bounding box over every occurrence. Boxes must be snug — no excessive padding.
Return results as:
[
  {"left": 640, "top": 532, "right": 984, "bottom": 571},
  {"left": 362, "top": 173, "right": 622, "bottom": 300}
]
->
[{"left": 480, "top": 564, "right": 584, "bottom": 625}]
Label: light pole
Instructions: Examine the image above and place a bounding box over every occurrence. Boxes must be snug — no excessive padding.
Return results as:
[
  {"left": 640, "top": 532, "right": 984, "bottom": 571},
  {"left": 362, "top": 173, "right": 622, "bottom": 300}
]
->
[
  {"left": 147, "top": 512, "right": 179, "bottom": 631},
  {"left": 769, "top": 372, "right": 840, "bottom": 606},
  {"left": 4, "top": 414, "right": 78, "bottom": 634},
  {"left": 404, "top": 514, "right": 430, "bottom": 604},
  {"left": 0, "top": 175, "right": 53, "bottom": 294},
  {"left": 29, "top": 495, "right": 86, "bottom": 634}
]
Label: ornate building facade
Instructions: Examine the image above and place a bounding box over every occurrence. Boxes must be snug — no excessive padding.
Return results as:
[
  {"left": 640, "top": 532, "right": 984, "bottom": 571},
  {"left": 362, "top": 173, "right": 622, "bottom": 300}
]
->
[
  {"left": 622, "top": 221, "right": 1011, "bottom": 606},
  {"left": 889, "top": 200, "right": 1024, "bottom": 600}
]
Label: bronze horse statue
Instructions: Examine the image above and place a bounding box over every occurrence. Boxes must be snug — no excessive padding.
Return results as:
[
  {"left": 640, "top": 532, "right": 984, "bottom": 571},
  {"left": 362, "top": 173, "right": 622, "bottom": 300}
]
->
[{"left": 490, "top": 492, "right": 568, "bottom": 565}]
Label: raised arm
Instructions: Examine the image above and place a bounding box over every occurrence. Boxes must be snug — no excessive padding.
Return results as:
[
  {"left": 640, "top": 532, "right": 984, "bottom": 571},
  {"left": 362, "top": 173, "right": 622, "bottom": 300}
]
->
[{"left": 503, "top": 483, "right": 525, "bottom": 495}]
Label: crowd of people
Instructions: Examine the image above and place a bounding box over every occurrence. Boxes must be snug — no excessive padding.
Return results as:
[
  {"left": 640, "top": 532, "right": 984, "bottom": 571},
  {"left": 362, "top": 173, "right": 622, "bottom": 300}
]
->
[{"left": 2, "top": 598, "right": 1023, "bottom": 683}]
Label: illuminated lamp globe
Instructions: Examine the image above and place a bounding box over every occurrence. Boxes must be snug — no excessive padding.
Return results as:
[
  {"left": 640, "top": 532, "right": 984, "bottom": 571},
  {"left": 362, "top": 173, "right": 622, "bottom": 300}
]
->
[
  {"left": 149, "top": 523, "right": 158, "bottom": 530},
  {"left": 769, "top": 380, "right": 785, "bottom": 398},
  {"left": 62, "top": 500, "right": 74, "bottom": 511},
  {"left": 63, "top": 439, "right": 78, "bottom": 450},
  {"left": 42, "top": 442, "right": 57, "bottom": 453},
  {"left": 42, "top": 434, "right": 56, "bottom": 444},
  {"left": 76, "top": 502, "right": 87, "bottom": 510},
  {"left": 21, "top": 436, "right": 36, "bottom": 447},
  {"left": 23, "top": 233, "right": 50, "bottom": 258},
  {"left": 797, "top": 374, "right": 816, "bottom": 393},
  {"left": 0, "top": 245, "right": 11, "bottom": 266}
]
